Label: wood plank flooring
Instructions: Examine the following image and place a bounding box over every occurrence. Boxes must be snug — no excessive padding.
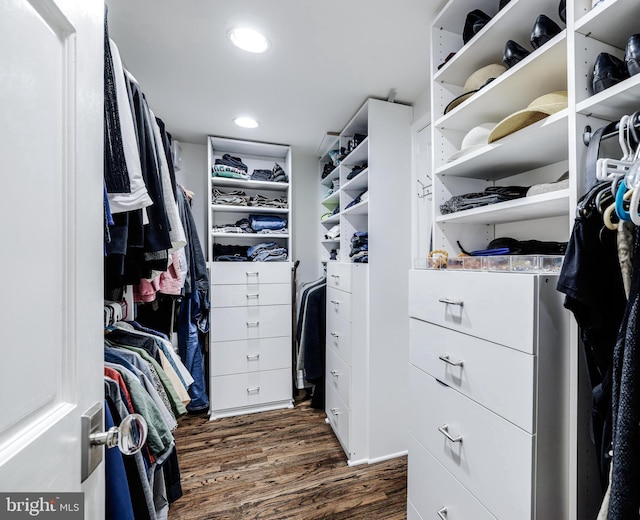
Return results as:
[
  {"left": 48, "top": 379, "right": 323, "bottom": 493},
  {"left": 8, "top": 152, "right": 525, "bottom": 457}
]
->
[{"left": 168, "top": 398, "right": 408, "bottom": 520}]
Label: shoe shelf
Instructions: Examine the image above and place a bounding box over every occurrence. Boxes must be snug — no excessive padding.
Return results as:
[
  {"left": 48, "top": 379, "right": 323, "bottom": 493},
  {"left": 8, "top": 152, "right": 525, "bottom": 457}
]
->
[
  {"left": 575, "top": 0, "right": 638, "bottom": 49},
  {"left": 435, "top": 189, "right": 570, "bottom": 225},
  {"left": 322, "top": 213, "right": 340, "bottom": 225},
  {"left": 576, "top": 72, "right": 640, "bottom": 120},
  {"left": 321, "top": 166, "right": 340, "bottom": 188},
  {"left": 211, "top": 177, "right": 289, "bottom": 192},
  {"left": 340, "top": 138, "right": 369, "bottom": 168},
  {"left": 210, "top": 205, "right": 288, "bottom": 215},
  {"left": 435, "top": 35, "right": 567, "bottom": 132},
  {"left": 340, "top": 169, "right": 369, "bottom": 192},
  {"left": 434, "top": 0, "right": 566, "bottom": 87},
  {"left": 436, "top": 110, "right": 569, "bottom": 180},
  {"left": 341, "top": 200, "right": 369, "bottom": 217},
  {"left": 321, "top": 190, "right": 340, "bottom": 207}
]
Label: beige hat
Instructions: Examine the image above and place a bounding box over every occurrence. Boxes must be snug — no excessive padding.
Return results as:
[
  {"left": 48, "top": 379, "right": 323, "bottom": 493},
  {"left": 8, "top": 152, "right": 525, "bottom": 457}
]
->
[
  {"left": 447, "top": 123, "right": 497, "bottom": 162},
  {"left": 444, "top": 64, "right": 506, "bottom": 114},
  {"left": 488, "top": 91, "right": 568, "bottom": 143}
]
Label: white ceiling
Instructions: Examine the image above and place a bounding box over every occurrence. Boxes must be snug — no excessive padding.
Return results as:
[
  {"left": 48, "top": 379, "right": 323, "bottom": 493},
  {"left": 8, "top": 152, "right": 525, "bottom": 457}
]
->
[{"left": 106, "top": 0, "right": 446, "bottom": 155}]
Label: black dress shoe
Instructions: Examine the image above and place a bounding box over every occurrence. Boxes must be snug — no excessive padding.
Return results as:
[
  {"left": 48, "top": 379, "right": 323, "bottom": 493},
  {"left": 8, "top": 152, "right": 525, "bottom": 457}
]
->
[
  {"left": 530, "top": 14, "right": 562, "bottom": 49},
  {"left": 592, "top": 52, "right": 630, "bottom": 94},
  {"left": 625, "top": 34, "right": 640, "bottom": 77},
  {"left": 503, "top": 40, "right": 531, "bottom": 69},
  {"left": 463, "top": 9, "right": 491, "bottom": 44},
  {"left": 559, "top": 0, "right": 566, "bottom": 24}
]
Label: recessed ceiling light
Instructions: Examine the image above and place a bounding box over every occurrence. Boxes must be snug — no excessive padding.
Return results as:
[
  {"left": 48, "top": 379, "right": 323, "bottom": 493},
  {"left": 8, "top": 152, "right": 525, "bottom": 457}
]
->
[
  {"left": 228, "top": 27, "right": 270, "bottom": 53},
  {"left": 233, "top": 116, "right": 260, "bottom": 129}
]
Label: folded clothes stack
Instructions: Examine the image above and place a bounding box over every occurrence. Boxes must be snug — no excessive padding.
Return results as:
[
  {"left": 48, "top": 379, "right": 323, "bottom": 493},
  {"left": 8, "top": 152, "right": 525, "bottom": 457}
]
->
[
  {"left": 440, "top": 186, "right": 529, "bottom": 214},
  {"left": 212, "top": 188, "right": 250, "bottom": 206},
  {"left": 247, "top": 241, "right": 288, "bottom": 262},
  {"left": 457, "top": 237, "right": 567, "bottom": 256},
  {"left": 213, "top": 153, "right": 250, "bottom": 179},
  {"left": 350, "top": 231, "right": 368, "bottom": 263}
]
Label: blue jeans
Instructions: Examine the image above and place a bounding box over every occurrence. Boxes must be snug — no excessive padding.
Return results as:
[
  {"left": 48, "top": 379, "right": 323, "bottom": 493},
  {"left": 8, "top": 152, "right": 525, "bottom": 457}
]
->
[{"left": 178, "top": 290, "right": 209, "bottom": 412}]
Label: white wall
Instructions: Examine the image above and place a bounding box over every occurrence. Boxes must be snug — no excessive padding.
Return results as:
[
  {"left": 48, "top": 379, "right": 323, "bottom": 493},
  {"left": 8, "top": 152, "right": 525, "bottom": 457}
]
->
[
  {"left": 412, "top": 87, "right": 430, "bottom": 123},
  {"left": 174, "top": 141, "right": 207, "bottom": 248}
]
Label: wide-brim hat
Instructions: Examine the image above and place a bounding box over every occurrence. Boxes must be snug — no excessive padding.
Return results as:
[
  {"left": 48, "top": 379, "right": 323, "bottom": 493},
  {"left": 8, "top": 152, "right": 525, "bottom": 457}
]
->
[
  {"left": 488, "top": 91, "right": 568, "bottom": 143},
  {"left": 444, "top": 64, "right": 506, "bottom": 114},
  {"left": 447, "top": 123, "right": 497, "bottom": 162}
]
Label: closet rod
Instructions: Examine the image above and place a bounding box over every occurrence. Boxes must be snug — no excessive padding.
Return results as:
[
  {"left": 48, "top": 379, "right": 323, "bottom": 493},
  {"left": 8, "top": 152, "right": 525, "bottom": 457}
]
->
[{"left": 583, "top": 111, "right": 640, "bottom": 146}]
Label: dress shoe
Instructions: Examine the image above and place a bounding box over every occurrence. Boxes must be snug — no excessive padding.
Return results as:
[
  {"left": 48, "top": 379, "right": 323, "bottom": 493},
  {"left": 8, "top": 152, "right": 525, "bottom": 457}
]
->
[
  {"left": 503, "top": 40, "right": 531, "bottom": 69},
  {"left": 530, "top": 14, "right": 562, "bottom": 49},
  {"left": 625, "top": 34, "right": 640, "bottom": 77},
  {"left": 499, "top": 0, "right": 511, "bottom": 10},
  {"left": 463, "top": 9, "right": 491, "bottom": 44},
  {"left": 559, "top": 0, "right": 566, "bottom": 24},
  {"left": 592, "top": 52, "right": 630, "bottom": 94}
]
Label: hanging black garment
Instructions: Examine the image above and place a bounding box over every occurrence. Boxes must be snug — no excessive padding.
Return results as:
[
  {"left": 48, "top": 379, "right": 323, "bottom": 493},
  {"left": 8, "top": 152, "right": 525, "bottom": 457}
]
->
[
  {"left": 608, "top": 228, "right": 640, "bottom": 519},
  {"left": 103, "top": 9, "right": 130, "bottom": 194},
  {"left": 157, "top": 119, "right": 178, "bottom": 202}
]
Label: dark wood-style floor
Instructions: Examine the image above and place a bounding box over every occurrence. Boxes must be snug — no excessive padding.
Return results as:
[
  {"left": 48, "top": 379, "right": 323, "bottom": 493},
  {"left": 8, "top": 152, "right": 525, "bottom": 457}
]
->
[{"left": 168, "top": 397, "right": 408, "bottom": 520}]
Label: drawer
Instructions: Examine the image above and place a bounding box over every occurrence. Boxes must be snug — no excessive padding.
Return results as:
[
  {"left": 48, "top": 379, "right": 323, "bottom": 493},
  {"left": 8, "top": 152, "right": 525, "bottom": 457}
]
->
[
  {"left": 210, "top": 305, "right": 291, "bottom": 342},
  {"left": 326, "top": 384, "right": 350, "bottom": 453},
  {"left": 327, "top": 286, "right": 352, "bottom": 323},
  {"left": 410, "top": 319, "right": 535, "bottom": 433},
  {"left": 211, "top": 283, "right": 290, "bottom": 308},
  {"left": 210, "top": 262, "right": 292, "bottom": 285},
  {"left": 211, "top": 337, "right": 291, "bottom": 376},
  {"left": 408, "top": 434, "right": 497, "bottom": 520},
  {"left": 409, "top": 366, "right": 533, "bottom": 520},
  {"left": 327, "top": 263, "right": 352, "bottom": 292},
  {"left": 210, "top": 368, "right": 291, "bottom": 411},
  {"left": 326, "top": 313, "right": 352, "bottom": 365},
  {"left": 326, "top": 347, "right": 351, "bottom": 408},
  {"left": 408, "top": 270, "right": 536, "bottom": 354}
]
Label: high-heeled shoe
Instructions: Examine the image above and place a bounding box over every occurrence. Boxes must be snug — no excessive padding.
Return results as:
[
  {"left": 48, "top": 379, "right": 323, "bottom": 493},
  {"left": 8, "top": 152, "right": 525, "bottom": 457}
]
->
[
  {"left": 625, "top": 34, "right": 640, "bottom": 77},
  {"left": 503, "top": 40, "right": 531, "bottom": 69},
  {"left": 530, "top": 14, "right": 562, "bottom": 49},
  {"left": 463, "top": 9, "right": 492, "bottom": 44}
]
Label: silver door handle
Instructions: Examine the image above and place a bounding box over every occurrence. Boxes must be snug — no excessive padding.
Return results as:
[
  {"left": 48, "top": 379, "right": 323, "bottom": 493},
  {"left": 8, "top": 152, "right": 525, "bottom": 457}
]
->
[
  {"left": 439, "top": 354, "right": 464, "bottom": 367},
  {"left": 246, "top": 294, "right": 259, "bottom": 299},
  {"left": 330, "top": 332, "right": 340, "bottom": 337},
  {"left": 330, "top": 370, "right": 340, "bottom": 377},
  {"left": 246, "top": 354, "right": 260, "bottom": 361},
  {"left": 330, "top": 299, "right": 340, "bottom": 305},
  {"left": 438, "top": 298, "right": 464, "bottom": 307},
  {"left": 437, "top": 507, "right": 448, "bottom": 519},
  {"left": 438, "top": 424, "right": 463, "bottom": 443},
  {"left": 246, "top": 387, "right": 260, "bottom": 394},
  {"left": 90, "top": 413, "right": 148, "bottom": 455},
  {"left": 246, "top": 321, "right": 260, "bottom": 327}
]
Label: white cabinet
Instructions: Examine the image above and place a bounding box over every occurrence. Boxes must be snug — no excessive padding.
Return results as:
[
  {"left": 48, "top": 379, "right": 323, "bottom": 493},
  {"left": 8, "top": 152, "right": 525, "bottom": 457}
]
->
[
  {"left": 207, "top": 137, "right": 294, "bottom": 419},
  {"left": 319, "top": 99, "right": 413, "bottom": 465},
  {"left": 408, "top": 270, "right": 570, "bottom": 520}
]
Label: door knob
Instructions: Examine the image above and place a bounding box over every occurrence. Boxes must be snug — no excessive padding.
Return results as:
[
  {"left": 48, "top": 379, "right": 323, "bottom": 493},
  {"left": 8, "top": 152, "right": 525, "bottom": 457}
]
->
[{"left": 90, "top": 413, "right": 148, "bottom": 455}]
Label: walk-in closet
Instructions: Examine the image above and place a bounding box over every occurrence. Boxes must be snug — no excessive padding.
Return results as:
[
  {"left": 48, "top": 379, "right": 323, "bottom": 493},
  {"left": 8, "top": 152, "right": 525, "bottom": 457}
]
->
[{"left": 2, "top": 0, "right": 639, "bottom": 519}]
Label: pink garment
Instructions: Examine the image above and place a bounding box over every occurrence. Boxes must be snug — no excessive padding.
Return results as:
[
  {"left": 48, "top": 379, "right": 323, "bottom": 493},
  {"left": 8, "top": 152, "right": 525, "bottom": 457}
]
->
[
  {"left": 133, "top": 276, "right": 161, "bottom": 303},
  {"left": 159, "top": 252, "right": 183, "bottom": 296}
]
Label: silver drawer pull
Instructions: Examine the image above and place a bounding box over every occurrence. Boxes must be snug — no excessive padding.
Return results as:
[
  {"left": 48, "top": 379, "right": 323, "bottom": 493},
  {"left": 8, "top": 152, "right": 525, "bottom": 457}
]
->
[
  {"left": 246, "top": 354, "right": 260, "bottom": 361},
  {"left": 246, "top": 387, "right": 260, "bottom": 394},
  {"left": 437, "top": 507, "right": 447, "bottom": 519},
  {"left": 246, "top": 321, "right": 260, "bottom": 327},
  {"left": 330, "top": 299, "right": 340, "bottom": 305},
  {"left": 330, "top": 407, "right": 340, "bottom": 415},
  {"left": 439, "top": 354, "right": 464, "bottom": 367},
  {"left": 245, "top": 271, "right": 259, "bottom": 276},
  {"left": 330, "top": 370, "right": 340, "bottom": 377},
  {"left": 330, "top": 332, "right": 340, "bottom": 338},
  {"left": 438, "top": 424, "right": 463, "bottom": 443},
  {"left": 330, "top": 274, "right": 340, "bottom": 278},
  {"left": 246, "top": 294, "right": 259, "bottom": 299},
  {"left": 438, "top": 298, "right": 464, "bottom": 307}
]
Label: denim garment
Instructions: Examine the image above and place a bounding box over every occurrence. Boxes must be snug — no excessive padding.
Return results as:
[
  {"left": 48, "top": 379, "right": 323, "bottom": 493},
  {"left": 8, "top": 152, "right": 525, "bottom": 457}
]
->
[
  {"left": 253, "top": 249, "right": 288, "bottom": 262},
  {"left": 249, "top": 214, "right": 287, "bottom": 231},
  {"left": 247, "top": 241, "right": 278, "bottom": 257},
  {"left": 178, "top": 289, "right": 209, "bottom": 413},
  {"left": 251, "top": 169, "right": 272, "bottom": 181},
  {"left": 215, "top": 254, "right": 248, "bottom": 262},
  {"left": 104, "top": 402, "right": 135, "bottom": 520}
]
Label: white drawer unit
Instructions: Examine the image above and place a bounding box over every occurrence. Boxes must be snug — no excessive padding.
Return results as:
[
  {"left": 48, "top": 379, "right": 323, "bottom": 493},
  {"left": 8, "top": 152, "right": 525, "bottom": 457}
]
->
[
  {"left": 407, "top": 270, "right": 569, "bottom": 520},
  {"left": 211, "top": 337, "right": 291, "bottom": 376},
  {"left": 326, "top": 263, "right": 352, "bottom": 292},
  {"left": 210, "top": 283, "right": 290, "bottom": 308},
  {"left": 209, "top": 261, "right": 293, "bottom": 419},
  {"left": 326, "top": 347, "right": 351, "bottom": 409},
  {"left": 326, "top": 312, "right": 352, "bottom": 366},
  {"left": 325, "top": 384, "right": 350, "bottom": 454},
  {"left": 210, "top": 261, "right": 292, "bottom": 285}
]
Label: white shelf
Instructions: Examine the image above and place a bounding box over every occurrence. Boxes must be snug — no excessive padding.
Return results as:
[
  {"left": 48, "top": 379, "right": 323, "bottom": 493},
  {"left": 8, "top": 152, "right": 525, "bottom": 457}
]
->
[
  {"left": 321, "top": 191, "right": 340, "bottom": 207},
  {"left": 434, "top": 0, "right": 566, "bottom": 86},
  {"left": 576, "top": 73, "right": 640, "bottom": 120},
  {"left": 321, "top": 166, "right": 340, "bottom": 187},
  {"left": 341, "top": 138, "right": 369, "bottom": 167},
  {"left": 575, "top": 0, "right": 638, "bottom": 48},
  {"left": 436, "top": 189, "right": 570, "bottom": 224},
  {"left": 435, "top": 35, "right": 567, "bottom": 131},
  {"left": 211, "top": 204, "right": 288, "bottom": 215},
  {"left": 211, "top": 232, "right": 289, "bottom": 238},
  {"left": 322, "top": 239, "right": 340, "bottom": 245},
  {"left": 322, "top": 214, "right": 340, "bottom": 225},
  {"left": 342, "top": 200, "right": 369, "bottom": 216},
  {"left": 341, "top": 169, "right": 369, "bottom": 192},
  {"left": 317, "top": 132, "right": 340, "bottom": 158},
  {"left": 211, "top": 177, "right": 289, "bottom": 192},
  {"left": 437, "top": 111, "right": 569, "bottom": 180},
  {"left": 210, "top": 136, "right": 289, "bottom": 159}
]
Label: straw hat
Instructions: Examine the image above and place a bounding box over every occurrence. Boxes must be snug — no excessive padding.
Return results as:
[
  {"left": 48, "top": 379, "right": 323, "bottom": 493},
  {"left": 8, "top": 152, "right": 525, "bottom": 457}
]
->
[
  {"left": 447, "top": 123, "right": 497, "bottom": 162},
  {"left": 488, "top": 91, "right": 568, "bottom": 143},
  {"left": 444, "top": 64, "right": 506, "bottom": 114}
]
